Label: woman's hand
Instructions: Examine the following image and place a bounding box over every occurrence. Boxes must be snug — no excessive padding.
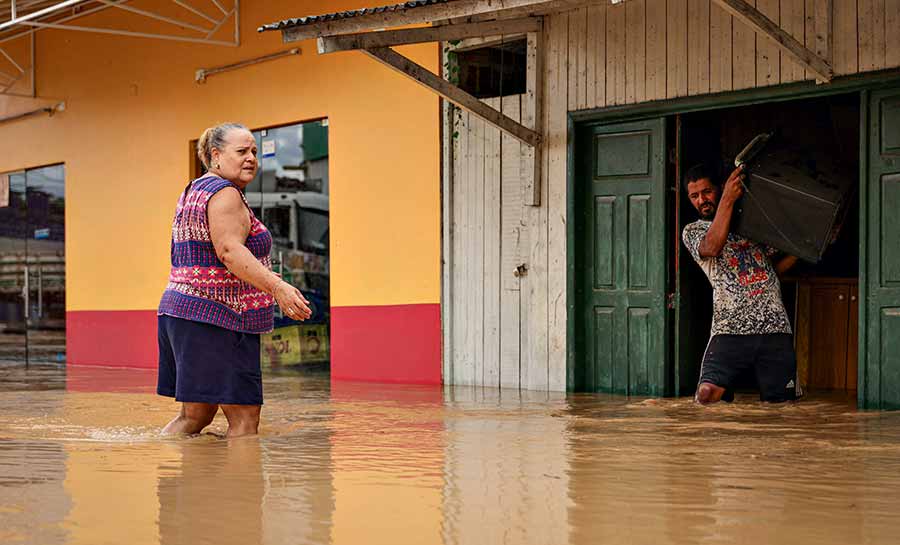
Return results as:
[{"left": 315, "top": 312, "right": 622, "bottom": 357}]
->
[{"left": 273, "top": 280, "right": 312, "bottom": 321}]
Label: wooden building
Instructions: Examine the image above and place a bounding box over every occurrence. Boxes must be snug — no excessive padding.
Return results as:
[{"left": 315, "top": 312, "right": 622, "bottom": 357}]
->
[{"left": 264, "top": 0, "right": 900, "bottom": 408}]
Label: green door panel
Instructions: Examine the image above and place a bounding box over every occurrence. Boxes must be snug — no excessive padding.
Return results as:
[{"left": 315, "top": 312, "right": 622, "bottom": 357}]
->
[
  {"left": 880, "top": 175, "right": 900, "bottom": 283},
  {"left": 863, "top": 89, "right": 900, "bottom": 409},
  {"left": 574, "top": 118, "right": 668, "bottom": 395}
]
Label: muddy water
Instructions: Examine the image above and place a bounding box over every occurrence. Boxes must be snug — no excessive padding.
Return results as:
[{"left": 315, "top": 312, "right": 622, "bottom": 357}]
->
[{"left": 2, "top": 364, "right": 900, "bottom": 545}]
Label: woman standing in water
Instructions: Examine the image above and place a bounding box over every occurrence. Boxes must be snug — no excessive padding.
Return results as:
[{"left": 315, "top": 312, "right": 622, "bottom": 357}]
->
[{"left": 157, "top": 122, "right": 312, "bottom": 437}]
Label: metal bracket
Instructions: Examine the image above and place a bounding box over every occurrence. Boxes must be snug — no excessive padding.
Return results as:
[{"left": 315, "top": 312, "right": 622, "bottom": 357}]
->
[
  {"left": 0, "top": 100, "right": 65, "bottom": 126},
  {"left": 1, "top": 1, "right": 241, "bottom": 45},
  {"left": 196, "top": 47, "right": 301, "bottom": 83},
  {"left": 0, "top": 30, "right": 33, "bottom": 97},
  {"left": 1, "top": 0, "right": 241, "bottom": 98}
]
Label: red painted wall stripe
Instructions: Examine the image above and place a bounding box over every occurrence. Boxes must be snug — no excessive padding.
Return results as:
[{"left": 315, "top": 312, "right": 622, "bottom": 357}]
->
[
  {"left": 66, "top": 365, "right": 157, "bottom": 393},
  {"left": 67, "top": 303, "right": 443, "bottom": 385},
  {"left": 67, "top": 310, "right": 158, "bottom": 369},
  {"left": 331, "top": 304, "right": 442, "bottom": 385}
]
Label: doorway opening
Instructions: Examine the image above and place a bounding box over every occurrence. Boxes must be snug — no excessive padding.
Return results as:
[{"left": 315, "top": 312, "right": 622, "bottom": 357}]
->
[{"left": 675, "top": 93, "right": 861, "bottom": 396}]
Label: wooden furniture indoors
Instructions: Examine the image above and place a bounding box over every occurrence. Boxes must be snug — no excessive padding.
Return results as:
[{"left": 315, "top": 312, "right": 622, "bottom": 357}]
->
[{"left": 794, "top": 277, "right": 859, "bottom": 391}]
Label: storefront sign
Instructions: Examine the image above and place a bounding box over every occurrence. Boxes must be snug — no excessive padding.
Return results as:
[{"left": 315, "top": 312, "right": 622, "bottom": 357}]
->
[
  {"left": 261, "top": 324, "right": 330, "bottom": 369},
  {"left": 34, "top": 228, "right": 50, "bottom": 239},
  {"left": 262, "top": 139, "right": 276, "bottom": 158}
]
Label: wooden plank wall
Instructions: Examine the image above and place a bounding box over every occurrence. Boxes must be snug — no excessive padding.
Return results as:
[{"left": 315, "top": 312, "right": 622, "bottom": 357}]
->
[
  {"left": 447, "top": 96, "right": 527, "bottom": 388},
  {"left": 444, "top": 0, "right": 900, "bottom": 391}
]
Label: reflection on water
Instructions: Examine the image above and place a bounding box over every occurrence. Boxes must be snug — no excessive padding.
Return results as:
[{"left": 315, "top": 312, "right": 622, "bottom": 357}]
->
[{"left": 2, "top": 364, "right": 900, "bottom": 545}]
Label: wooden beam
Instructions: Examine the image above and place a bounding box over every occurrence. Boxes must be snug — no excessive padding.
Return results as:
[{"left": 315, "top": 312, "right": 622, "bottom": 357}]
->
[
  {"left": 317, "top": 16, "right": 541, "bottom": 54},
  {"left": 446, "top": 0, "right": 594, "bottom": 24},
  {"left": 711, "top": 0, "right": 833, "bottom": 81},
  {"left": 450, "top": 34, "right": 529, "bottom": 53},
  {"left": 281, "top": 0, "right": 559, "bottom": 42},
  {"left": 362, "top": 46, "right": 541, "bottom": 148}
]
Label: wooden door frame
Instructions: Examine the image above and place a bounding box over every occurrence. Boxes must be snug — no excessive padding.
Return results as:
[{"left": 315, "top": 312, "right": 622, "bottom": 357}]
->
[{"left": 566, "top": 69, "right": 900, "bottom": 398}]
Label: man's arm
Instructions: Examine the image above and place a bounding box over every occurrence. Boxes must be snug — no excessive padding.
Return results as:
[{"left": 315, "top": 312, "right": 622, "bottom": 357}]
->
[{"left": 698, "top": 166, "right": 746, "bottom": 258}]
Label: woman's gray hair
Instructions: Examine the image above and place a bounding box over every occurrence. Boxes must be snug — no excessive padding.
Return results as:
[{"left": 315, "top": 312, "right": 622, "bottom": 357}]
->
[{"left": 197, "top": 122, "right": 249, "bottom": 169}]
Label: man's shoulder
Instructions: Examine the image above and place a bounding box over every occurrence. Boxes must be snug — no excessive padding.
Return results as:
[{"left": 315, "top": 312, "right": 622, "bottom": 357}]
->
[{"left": 682, "top": 220, "right": 711, "bottom": 238}]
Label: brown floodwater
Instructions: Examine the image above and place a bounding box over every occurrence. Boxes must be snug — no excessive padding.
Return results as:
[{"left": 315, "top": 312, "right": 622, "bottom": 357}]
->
[{"left": 2, "top": 363, "right": 900, "bottom": 545}]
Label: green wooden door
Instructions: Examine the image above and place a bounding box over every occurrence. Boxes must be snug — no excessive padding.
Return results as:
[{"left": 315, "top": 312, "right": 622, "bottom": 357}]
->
[
  {"left": 862, "top": 89, "right": 900, "bottom": 409},
  {"left": 573, "top": 118, "right": 668, "bottom": 395}
]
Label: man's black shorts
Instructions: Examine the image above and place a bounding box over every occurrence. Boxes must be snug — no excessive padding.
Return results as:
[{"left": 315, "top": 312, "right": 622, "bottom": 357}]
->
[{"left": 698, "top": 333, "right": 798, "bottom": 402}]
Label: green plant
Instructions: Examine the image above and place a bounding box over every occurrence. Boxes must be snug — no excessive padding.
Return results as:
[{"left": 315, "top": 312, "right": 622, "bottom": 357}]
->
[{"left": 443, "top": 42, "right": 464, "bottom": 140}]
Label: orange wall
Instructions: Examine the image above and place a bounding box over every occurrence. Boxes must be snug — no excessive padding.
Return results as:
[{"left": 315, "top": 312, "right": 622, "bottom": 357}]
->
[{"left": 0, "top": 0, "right": 440, "bottom": 311}]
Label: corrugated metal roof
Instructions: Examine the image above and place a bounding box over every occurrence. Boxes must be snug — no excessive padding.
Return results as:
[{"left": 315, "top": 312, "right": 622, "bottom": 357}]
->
[{"left": 258, "top": 0, "right": 453, "bottom": 32}]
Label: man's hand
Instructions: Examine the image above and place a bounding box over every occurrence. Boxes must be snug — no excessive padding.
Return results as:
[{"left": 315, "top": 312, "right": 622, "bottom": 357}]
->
[
  {"left": 721, "top": 165, "right": 746, "bottom": 206},
  {"left": 698, "top": 166, "right": 744, "bottom": 258},
  {"left": 775, "top": 254, "right": 799, "bottom": 276}
]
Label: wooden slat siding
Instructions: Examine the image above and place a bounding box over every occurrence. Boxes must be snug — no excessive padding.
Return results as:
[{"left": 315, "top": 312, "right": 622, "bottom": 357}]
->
[
  {"left": 888, "top": 0, "right": 900, "bottom": 68},
  {"left": 645, "top": 0, "right": 667, "bottom": 100},
  {"left": 857, "top": 0, "right": 873, "bottom": 71},
  {"left": 465, "top": 108, "right": 479, "bottom": 386},
  {"left": 806, "top": 0, "right": 832, "bottom": 80},
  {"left": 473, "top": 108, "right": 486, "bottom": 387},
  {"left": 453, "top": 109, "right": 469, "bottom": 385},
  {"left": 756, "top": 0, "right": 781, "bottom": 86},
  {"left": 858, "top": 0, "right": 886, "bottom": 71},
  {"left": 520, "top": 11, "right": 558, "bottom": 392},
  {"left": 710, "top": 1, "right": 734, "bottom": 92},
  {"left": 575, "top": 7, "right": 589, "bottom": 109},
  {"left": 483, "top": 97, "right": 502, "bottom": 389},
  {"left": 449, "top": 108, "right": 458, "bottom": 384},
  {"left": 455, "top": 108, "right": 468, "bottom": 385},
  {"left": 441, "top": 99, "right": 454, "bottom": 383},
  {"left": 687, "top": 0, "right": 711, "bottom": 95},
  {"left": 547, "top": 13, "right": 569, "bottom": 393},
  {"left": 463, "top": 108, "right": 482, "bottom": 385},
  {"left": 500, "top": 96, "right": 523, "bottom": 390},
  {"left": 781, "top": 0, "right": 806, "bottom": 82},
  {"left": 607, "top": 3, "right": 627, "bottom": 104},
  {"left": 732, "top": 0, "right": 757, "bottom": 89},
  {"left": 568, "top": 10, "right": 580, "bottom": 110},
  {"left": 834, "top": 0, "right": 859, "bottom": 74},
  {"left": 501, "top": 98, "right": 526, "bottom": 294},
  {"left": 626, "top": 0, "right": 647, "bottom": 104},
  {"left": 667, "top": 0, "right": 689, "bottom": 97},
  {"left": 804, "top": 0, "right": 815, "bottom": 81},
  {"left": 585, "top": 4, "right": 597, "bottom": 109},
  {"left": 590, "top": 3, "right": 608, "bottom": 108}
]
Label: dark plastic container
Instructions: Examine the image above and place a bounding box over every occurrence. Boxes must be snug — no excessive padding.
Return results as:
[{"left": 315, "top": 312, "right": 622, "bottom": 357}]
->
[{"left": 732, "top": 145, "right": 855, "bottom": 263}]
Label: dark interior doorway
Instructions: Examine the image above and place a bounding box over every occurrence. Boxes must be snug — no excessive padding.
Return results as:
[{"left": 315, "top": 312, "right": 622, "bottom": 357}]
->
[{"left": 674, "top": 93, "right": 860, "bottom": 396}]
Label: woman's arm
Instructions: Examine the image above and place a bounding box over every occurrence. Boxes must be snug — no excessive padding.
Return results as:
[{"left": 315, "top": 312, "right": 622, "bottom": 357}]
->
[{"left": 208, "top": 187, "right": 311, "bottom": 320}]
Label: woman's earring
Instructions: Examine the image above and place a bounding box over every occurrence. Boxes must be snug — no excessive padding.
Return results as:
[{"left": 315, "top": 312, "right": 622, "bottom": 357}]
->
[{"left": 213, "top": 162, "right": 220, "bottom": 169}]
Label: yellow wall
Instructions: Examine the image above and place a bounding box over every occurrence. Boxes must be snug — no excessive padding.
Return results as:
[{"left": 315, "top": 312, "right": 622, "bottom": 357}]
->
[{"left": 0, "top": 1, "right": 440, "bottom": 310}]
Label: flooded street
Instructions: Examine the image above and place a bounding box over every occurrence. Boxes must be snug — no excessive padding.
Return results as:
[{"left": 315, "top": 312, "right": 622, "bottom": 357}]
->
[{"left": 2, "top": 364, "right": 900, "bottom": 545}]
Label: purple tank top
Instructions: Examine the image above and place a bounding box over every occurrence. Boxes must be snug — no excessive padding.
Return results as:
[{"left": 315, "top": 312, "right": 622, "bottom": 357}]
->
[{"left": 158, "top": 175, "right": 275, "bottom": 333}]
